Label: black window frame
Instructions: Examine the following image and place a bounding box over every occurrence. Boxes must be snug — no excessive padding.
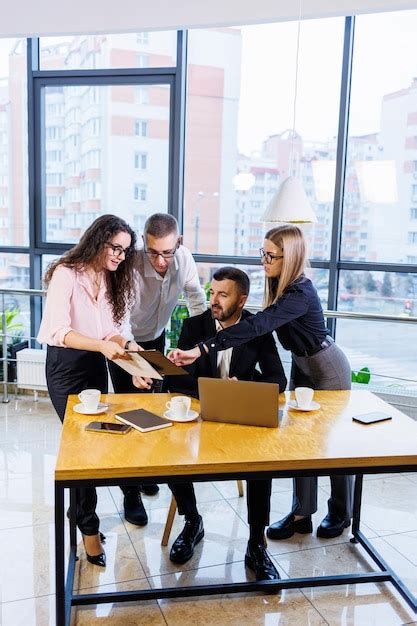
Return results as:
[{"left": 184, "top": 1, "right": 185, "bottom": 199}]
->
[{"left": 0, "top": 20, "right": 416, "bottom": 343}]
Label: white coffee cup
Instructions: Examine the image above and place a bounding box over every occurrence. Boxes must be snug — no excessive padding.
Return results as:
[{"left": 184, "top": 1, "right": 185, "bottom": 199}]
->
[
  {"left": 166, "top": 396, "right": 191, "bottom": 419},
  {"left": 295, "top": 387, "right": 314, "bottom": 409},
  {"left": 78, "top": 388, "right": 101, "bottom": 412}
]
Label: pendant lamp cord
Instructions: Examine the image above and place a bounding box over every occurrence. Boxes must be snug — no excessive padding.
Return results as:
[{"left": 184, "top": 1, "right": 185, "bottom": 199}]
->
[{"left": 290, "top": 0, "right": 302, "bottom": 177}]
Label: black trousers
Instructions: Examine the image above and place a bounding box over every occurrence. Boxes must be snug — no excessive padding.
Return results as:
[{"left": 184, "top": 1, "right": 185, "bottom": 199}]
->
[
  {"left": 107, "top": 330, "right": 165, "bottom": 394},
  {"left": 107, "top": 330, "right": 165, "bottom": 496},
  {"left": 46, "top": 346, "right": 108, "bottom": 536},
  {"left": 169, "top": 479, "right": 272, "bottom": 527}
]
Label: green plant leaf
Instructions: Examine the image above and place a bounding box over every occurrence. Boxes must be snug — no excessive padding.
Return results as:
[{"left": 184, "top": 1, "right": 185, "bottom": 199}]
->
[{"left": 352, "top": 367, "right": 371, "bottom": 384}]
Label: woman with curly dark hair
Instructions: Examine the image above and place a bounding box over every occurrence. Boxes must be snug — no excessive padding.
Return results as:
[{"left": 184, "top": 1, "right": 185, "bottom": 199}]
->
[{"left": 38, "top": 214, "right": 148, "bottom": 567}]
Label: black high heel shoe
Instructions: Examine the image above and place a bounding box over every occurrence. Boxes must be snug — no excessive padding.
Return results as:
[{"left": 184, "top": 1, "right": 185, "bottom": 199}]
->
[{"left": 82, "top": 534, "right": 106, "bottom": 567}]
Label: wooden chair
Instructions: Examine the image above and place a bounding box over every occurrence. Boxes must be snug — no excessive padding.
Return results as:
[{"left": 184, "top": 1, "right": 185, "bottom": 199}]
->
[{"left": 161, "top": 480, "right": 244, "bottom": 546}]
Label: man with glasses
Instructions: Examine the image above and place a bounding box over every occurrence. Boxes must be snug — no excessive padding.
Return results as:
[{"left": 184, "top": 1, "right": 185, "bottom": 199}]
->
[{"left": 108, "top": 213, "right": 206, "bottom": 526}]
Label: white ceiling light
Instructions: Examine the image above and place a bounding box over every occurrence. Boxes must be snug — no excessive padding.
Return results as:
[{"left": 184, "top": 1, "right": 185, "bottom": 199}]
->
[{"left": 262, "top": 175, "right": 317, "bottom": 222}]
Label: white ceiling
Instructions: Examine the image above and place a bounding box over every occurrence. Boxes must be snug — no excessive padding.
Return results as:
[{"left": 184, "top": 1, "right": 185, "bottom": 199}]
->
[{"left": 2, "top": 0, "right": 417, "bottom": 38}]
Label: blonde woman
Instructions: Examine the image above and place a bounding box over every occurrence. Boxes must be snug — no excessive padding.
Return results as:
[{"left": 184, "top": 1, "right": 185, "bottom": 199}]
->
[{"left": 169, "top": 225, "right": 353, "bottom": 542}]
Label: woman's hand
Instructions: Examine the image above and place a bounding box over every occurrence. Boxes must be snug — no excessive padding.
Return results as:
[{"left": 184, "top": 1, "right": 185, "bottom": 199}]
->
[
  {"left": 99, "top": 340, "right": 126, "bottom": 360},
  {"left": 125, "top": 340, "right": 143, "bottom": 352},
  {"left": 167, "top": 346, "right": 200, "bottom": 366},
  {"left": 132, "top": 376, "right": 153, "bottom": 390}
]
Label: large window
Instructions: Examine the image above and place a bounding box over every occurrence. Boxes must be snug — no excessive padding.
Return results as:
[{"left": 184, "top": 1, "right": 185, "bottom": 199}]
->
[
  {"left": 42, "top": 83, "right": 171, "bottom": 243},
  {"left": 0, "top": 39, "right": 28, "bottom": 246},
  {"left": 342, "top": 10, "right": 417, "bottom": 264},
  {"left": 0, "top": 18, "right": 417, "bottom": 394},
  {"left": 183, "top": 19, "right": 344, "bottom": 257}
]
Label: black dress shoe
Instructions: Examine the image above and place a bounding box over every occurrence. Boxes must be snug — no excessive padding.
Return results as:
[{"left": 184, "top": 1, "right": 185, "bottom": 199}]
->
[
  {"left": 123, "top": 493, "right": 148, "bottom": 526},
  {"left": 245, "top": 542, "right": 280, "bottom": 581},
  {"left": 139, "top": 483, "right": 159, "bottom": 496},
  {"left": 266, "top": 512, "right": 313, "bottom": 540},
  {"left": 169, "top": 516, "right": 204, "bottom": 564},
  {"left": 317, "top": 513, "right": 350, "bottom": 538},
  {"left": 82, "top": 536, "right": 106, "bottom": 567}
]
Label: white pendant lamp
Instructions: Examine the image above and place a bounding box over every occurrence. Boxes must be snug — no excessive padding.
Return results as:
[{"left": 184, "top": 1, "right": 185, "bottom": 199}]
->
[
  {"left": 262, "top": 175, "right": 317, "bottom": 223},
  {"left": 261, "top": 0, "right": 317, "bottom": 224}
]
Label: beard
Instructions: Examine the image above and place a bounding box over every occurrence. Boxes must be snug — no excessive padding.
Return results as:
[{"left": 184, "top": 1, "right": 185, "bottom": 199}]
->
[{"left": 211, "top": 305, "right": 237, "bottom": 322}]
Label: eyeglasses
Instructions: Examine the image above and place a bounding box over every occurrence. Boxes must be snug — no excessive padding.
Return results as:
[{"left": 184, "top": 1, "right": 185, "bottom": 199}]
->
[
  {"left": 106, "top": 243, "right": 131, "bottom": 258},
  {"left": 259, "top": 248, "right": 284, "bottom": 264},
  {"left": 144, "top": 240, "right": 180, "bottom": 260}
]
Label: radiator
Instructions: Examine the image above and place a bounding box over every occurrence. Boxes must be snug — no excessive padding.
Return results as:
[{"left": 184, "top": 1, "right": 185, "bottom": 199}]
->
[{"left": 16, "top": 348, "right": 47, "bottom": 391}]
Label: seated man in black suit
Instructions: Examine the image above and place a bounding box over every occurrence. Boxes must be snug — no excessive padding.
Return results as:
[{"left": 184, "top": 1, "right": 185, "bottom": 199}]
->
[{"left": 165, "top": 267, "right": 287, "bottom": 581}]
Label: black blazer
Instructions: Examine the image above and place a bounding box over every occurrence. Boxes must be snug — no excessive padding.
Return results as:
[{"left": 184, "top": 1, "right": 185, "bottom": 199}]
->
[{"left": 166, "top": 309, "right": 287, "bottom": 397}]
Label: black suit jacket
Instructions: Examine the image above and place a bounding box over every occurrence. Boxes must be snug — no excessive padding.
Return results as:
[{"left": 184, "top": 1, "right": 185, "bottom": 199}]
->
[{"left": 166, "top": 309, "right": 287, "bottom": 397}]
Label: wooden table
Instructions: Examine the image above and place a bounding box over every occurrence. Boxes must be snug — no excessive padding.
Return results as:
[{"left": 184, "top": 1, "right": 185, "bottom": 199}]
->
[{"left": 55, "top": 390, "right": 417, "bottom": 625}]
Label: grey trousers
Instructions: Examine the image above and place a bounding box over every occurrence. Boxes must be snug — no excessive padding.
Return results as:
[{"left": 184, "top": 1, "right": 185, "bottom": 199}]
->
[{"left": 290, "top": 340, "right": 354, "bottom": 522}]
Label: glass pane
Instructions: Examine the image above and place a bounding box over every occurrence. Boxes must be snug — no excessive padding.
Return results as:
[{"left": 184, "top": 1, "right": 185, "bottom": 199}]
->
[
  {"left": 0, "top": 39, "right": 29, "bottom": 246},
  {"left": 338, "top": 270, "right": 417, "bottom": 315},
  {"left": 40, "top": 32, "right": 177, "bottom": 70},
  {"left": 184, "top": 19, "right": 344, "bottom": 257},
  {"left": 196, "top": 263, "right": 329, "bottom": 309},
  {"left": 0, "top": 252, "right": 30, "bottom": 340},
  {"left": 42, "top": 83, "right": 170, "bottom": 243},
  {"left": 342, "top": 10, "right": 417, "bottom": 263},
  {"left": 336, "top": 319, "right": 417, "bottom": 393}
]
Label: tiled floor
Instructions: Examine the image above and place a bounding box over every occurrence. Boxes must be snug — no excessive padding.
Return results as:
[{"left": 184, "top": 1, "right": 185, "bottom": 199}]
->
[{"left": 0, "top": 396, "right": 416, "bottom": 625}]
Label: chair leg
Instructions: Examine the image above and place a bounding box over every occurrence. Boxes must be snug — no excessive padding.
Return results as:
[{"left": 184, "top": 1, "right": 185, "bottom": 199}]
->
[
  {"left": 161, "top": 495, "right": 177, "bottom": 546},
  {"left": 237, "top": 480, "right": 244, "bottom": 497}
]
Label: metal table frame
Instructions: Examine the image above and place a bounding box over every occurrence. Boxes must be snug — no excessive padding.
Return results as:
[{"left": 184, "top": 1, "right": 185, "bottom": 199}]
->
[{"left": 55, "top": 464, "right": 417, "bottom": 626}]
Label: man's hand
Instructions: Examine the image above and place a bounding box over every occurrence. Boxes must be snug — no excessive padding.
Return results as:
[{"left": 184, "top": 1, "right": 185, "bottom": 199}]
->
[
  {"left": 99, "top": 340, "right": 126, "bottom": 360},
  {"left": 227, "top": 376, "right": 238, "bottom": 381},
  {"left": 167, "top": 346, "right": 200, "bottom": 366},
  {"left": 132, "top": 376, "right": 153, "bottom": 390}
]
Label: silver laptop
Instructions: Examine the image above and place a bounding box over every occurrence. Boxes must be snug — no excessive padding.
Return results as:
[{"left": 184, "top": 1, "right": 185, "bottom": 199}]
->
[{"left": 198, "top": 377, "right": 280, "bottom": 428}]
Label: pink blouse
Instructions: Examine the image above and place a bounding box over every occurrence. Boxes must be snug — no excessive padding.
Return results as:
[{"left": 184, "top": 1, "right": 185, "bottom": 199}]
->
[{"left": 37, "top": 265, "right": 122, "bottom": 347}]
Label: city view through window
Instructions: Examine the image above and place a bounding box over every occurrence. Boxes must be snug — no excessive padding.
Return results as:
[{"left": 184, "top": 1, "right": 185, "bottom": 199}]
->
[{"left": 0, "top": 13, "right": 417, "bottom": 392}]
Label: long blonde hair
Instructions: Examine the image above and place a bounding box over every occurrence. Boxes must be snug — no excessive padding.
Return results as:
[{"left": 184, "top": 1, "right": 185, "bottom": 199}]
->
[{"left": 263, "top": 225, "right": 307, "bottom": 307}]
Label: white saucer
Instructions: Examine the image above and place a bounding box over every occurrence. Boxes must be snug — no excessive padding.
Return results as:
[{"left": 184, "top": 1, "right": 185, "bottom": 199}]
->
[
  {"left": 163, "top": 409, "right": 199, "bottom": 423},
  {"left": 288, "top": 400, "right": 320, "bottom": 412},
  {"left": 73, "top": 402, "right": 109, "bottom": 415}
]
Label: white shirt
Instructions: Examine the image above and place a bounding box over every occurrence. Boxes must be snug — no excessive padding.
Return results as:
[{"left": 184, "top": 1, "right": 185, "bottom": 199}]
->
[
  {"left": 215, "top": 317, "right": 241, "bottom": 378},
  {"left": 123, "top": 246, "right": 206, "bottom": 342}
]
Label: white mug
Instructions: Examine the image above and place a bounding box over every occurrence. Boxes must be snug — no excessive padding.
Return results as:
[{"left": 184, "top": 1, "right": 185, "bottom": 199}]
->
[
  {"left": 295, "top": 387, "right": 314, "bottom": 409},
  {"left": 166, "top": 396, "right": 191, "bottom": 419},
  {"left": 78, "top": 388, "right": 101, "bottom": 412}
]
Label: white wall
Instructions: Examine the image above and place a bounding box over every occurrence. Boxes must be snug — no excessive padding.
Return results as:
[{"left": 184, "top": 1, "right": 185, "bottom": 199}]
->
[{"left": 1, "top": 0, "right": 417, "bottom": 38}]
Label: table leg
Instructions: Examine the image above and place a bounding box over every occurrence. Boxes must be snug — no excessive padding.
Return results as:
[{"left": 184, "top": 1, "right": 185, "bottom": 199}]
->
[
  {"left": 55, "top": 481, "right": 66, "bottom": 626},
  {"left": 350, "top": 474, "right": 363, "bottom": 544},
  {"left": 69, "top": 488, "right": 77, "bottom": 551}
]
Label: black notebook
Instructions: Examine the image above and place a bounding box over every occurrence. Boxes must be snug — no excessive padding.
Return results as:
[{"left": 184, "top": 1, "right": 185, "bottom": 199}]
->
[{"left": 115, "top": 408, "right": 172, "bottom": 432}]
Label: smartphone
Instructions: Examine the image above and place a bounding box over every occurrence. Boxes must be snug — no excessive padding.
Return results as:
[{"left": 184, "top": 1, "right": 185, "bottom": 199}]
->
[
  {"left": 85, "top": 421, "right": 131, "bottom": 434},
  {"left": 352, "top": 411, "right": 392, "bottom": 425}
]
